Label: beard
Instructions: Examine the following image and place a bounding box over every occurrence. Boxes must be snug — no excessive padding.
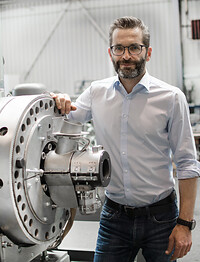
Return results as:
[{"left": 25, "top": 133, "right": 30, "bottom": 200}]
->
[{"left": 112, "top": 57, "right": 146, "bottom": 79}]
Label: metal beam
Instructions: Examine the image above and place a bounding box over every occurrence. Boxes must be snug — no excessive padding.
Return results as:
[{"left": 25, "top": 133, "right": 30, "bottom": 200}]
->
[
  {"left": 23, "top": 0, "right": 72, "bottom": 81},
  {"left": 78, "top": 0, "right": 108, "bottom": 44},
  {"left": 172, "top": 0, "right": 183, "bottom": 90}
]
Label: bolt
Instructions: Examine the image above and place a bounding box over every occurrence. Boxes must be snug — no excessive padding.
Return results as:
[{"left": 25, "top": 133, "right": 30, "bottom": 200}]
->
[
  {"left": 48, "top": 143, "right": 52, "bottom": 151},
  {"left": 16, "top": 158, "right": 25, "bottom": 168},
  {"left": 2, "top": 242, "right": 13, "bottom": 248},
  {"left": 41, "top": 152, "right": 46, "bottom": 160}
]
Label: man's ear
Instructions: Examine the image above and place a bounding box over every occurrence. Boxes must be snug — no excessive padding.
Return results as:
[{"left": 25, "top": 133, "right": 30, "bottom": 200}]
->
[
  {"left": 108, "top": 47, "right": 112, "bottom": 60},
  {"left": 146, "top": 46, "right": 152, "bottom": 62}
]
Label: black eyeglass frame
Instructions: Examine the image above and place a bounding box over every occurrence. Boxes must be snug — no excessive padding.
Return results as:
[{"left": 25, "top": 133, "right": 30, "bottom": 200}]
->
[{"left": 110, "top": 44, "right": 147, "bottom": 56}]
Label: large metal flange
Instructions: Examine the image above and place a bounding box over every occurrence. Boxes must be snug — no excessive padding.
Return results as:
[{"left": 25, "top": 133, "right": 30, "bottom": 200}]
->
[{"left": 0, "top": 95, "right": 69, "bottom": 245}]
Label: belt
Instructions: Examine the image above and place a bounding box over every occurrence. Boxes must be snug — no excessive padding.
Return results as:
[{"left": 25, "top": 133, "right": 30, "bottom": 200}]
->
[{"left": 105, "top": 190, "right": 176, "bottom": 218}]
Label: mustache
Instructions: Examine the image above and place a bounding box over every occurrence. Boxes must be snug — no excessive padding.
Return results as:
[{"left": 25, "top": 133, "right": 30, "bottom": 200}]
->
[{"left": 118, "top": 60, "right": 135, "bottom": 65}]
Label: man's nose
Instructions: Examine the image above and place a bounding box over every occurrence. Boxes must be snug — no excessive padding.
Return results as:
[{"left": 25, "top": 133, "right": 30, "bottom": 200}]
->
[{"left": 122, "top": 47, "right": 131, "bottom": 60}]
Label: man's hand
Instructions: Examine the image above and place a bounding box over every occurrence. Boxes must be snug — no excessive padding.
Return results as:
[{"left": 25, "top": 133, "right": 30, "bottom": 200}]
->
[
  {"left": 165, "top": 224, "right": 192, "bottom": 260},
  {"left": 50, "top": 92, "right": 77, "bottom": 115}
]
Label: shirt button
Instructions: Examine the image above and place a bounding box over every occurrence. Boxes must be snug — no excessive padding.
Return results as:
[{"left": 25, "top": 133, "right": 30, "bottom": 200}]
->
[
  {"left": 123, "top": 114, "right": 127, "bottom": 118},
  {"left": 122, "top": 152, "right": 126, "bottom": 155}
]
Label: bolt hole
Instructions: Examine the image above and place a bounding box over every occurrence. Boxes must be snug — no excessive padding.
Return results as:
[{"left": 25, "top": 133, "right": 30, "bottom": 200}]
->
[
  {"left": 40, "top": 101, "right": 43, "bottom": 108},
  {"left": 26, "top": 118, "right": 31, "bottom": 125},
  {"left": 0, "top": 179, "right": 3, "bottom": 188},
  {"left": 16, "top": 145, "right": 20, "bottom": 153},
  {"left": 17, "top": 182, "right": 21, "bottom": 190},
  {"left": 35, "top": 107, "right": 39, "bottom": 114},
  {"left": 20, "top": 136, "right": 24, "bottom": 144},
  {"left": 17, "top": 195, "right": 22, "bottom": 202},
  {"left": 0, "top": 127, "right": 8, "bottom": 136},
  {"left": 35, "top": 229, "right": 39, "bottom": 237},
  {"left": 45, "top": 232, "right": 49, "bottom": 239},
  {"left": 29, "top": 219, "right": 33, "bottom": 227},
  {"left": 22, "top": 203, "right": 26, "bottom": 211},
  {"left": 14, "top": 171, "right": 19, "bottom": 179},
  {"left": 30, "top": 108, "right": 34, "bottom": 116},
  {"left": 21, "top": 124, "right": 26, "bottom": 132},
  {"left": 52, "top": 226, "right": 56, "bottom": 233}
]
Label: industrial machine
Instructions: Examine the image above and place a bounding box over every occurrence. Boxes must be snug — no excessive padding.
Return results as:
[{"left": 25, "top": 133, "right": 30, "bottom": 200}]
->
[{"left": 0, "top": 85, "right": 111, "bottom": 262}]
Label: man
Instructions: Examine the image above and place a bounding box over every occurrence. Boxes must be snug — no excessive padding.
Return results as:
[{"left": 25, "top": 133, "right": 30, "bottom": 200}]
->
[{"left": 53, "top": 17, "right": 199, "bottom": 262}]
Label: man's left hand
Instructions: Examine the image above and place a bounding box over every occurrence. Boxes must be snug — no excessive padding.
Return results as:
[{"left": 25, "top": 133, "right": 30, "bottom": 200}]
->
[{"left": 165, "top": 224, "right": 192, "bottom": 260}]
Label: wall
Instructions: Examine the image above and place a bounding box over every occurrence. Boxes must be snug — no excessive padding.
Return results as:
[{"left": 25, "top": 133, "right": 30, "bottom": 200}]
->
[
  {"left": 180, "top": 0, "right": 200, "bottom": 105},
  {"left": 0, "top": 0, "right": 182, "bottom": 95}
]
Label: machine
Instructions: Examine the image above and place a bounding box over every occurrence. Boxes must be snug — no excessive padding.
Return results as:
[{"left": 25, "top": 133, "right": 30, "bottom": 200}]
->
[{"left": 0, "top": 85, "right": 111, "bottom": 261}]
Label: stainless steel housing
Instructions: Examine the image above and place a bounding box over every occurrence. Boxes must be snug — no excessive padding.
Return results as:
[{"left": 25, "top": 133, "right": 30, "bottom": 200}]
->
[{"left": 0, "top": 93, "right": 111, "bottom": 261}]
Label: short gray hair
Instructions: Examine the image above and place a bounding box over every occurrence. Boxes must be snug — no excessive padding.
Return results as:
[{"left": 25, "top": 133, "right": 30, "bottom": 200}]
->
[{"left": 109, "top": 16, "right": 150, "bottom": 47}]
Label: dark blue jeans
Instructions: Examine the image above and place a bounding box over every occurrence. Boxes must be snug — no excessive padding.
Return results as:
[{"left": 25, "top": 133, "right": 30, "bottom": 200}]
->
[{"left": 93, "top": 197, "right": 178, "bottom": 262}]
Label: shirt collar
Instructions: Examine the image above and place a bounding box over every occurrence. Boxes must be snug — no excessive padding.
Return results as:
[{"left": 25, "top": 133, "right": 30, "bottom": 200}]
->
[{"left": 113, "top": 71, "right": 150, "bottom": 96}]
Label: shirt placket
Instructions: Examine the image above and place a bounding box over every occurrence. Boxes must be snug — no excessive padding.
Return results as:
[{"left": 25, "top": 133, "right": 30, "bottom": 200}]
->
[{"left": 120, "top": 95, "right": 131, "bottom": 201}]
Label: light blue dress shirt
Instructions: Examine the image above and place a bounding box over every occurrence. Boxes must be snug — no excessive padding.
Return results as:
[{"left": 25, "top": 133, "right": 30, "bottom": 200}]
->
[{"left": 69, "top": 71, "right": 200, "bottom": 207}]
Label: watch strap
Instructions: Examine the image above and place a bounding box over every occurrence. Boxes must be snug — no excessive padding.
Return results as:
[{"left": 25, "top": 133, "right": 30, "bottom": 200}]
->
[{"left": 176, "top": 217, "right": 196, "bottom": 230}]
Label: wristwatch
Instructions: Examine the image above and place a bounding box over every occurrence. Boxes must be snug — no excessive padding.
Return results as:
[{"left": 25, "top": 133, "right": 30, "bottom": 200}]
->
[{"left": 176, "top": 217, "right": 196, "bottom": 230}]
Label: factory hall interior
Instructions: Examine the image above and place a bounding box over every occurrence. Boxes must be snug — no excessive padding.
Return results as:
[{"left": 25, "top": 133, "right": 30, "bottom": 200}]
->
[{"left": 1, "top": 0, "right": 200, "bottom": 261}]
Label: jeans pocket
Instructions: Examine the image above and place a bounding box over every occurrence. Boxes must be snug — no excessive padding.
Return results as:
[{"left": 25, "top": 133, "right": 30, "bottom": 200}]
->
[
  {"left": 101, "top": 204, "right": 120, "bottom": 220},
  {"left": 151, "top": 204, "right": 178, "bottom": 225}
]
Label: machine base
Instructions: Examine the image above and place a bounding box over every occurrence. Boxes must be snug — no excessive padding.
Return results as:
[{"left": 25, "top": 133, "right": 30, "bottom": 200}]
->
[{"left": 32, "top": 250, "right": 70, "bottom": 262}]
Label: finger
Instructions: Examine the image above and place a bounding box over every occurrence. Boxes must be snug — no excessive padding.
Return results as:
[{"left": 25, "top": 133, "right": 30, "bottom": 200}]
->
[
  {"left": 60, "top": 97, "right": 66, "bottom": 115},
  {"left": 170, "top": 243, "right": 190, "bottom": 260},
  {"left": 50, "top": 92, "right": 56, "bottom": 98},
  {"left": 49, "top": 93, "right": 62, "bottom": 111},
  {"left": 170, "top": 246, "right": 182, "bottom": 261},
  {"left": 65, "top": 99, "right": 72, "bottom": 114},
  {"left": 54, "top": 96, "right": 62, "bottom": 110},
  {"left": 186, "top": 242, "right": 192, "bottom": 253},
  {"left": 165, "top": 237, "right": 175, "bottom": 256},
  {"left": 71, "top": 104, "right": 77, "bottom": 111},
  {"left": 183, "top": 242, "right": 192, "bottom": 257}
]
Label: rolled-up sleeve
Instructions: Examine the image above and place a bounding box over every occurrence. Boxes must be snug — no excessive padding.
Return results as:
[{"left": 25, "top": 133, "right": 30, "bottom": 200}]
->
[{"left": 168, "top": 90, "right": 200, "bottom": 179}]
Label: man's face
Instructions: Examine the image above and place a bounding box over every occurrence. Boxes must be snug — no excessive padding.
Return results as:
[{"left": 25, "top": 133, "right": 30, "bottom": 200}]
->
[{"left": 108, "top": 28, "right": 152, "bottom": 79}]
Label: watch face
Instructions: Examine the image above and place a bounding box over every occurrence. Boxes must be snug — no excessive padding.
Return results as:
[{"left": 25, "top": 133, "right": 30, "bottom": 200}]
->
[{"left": 191, "top": 219, "right": 196, "bottom": 230}]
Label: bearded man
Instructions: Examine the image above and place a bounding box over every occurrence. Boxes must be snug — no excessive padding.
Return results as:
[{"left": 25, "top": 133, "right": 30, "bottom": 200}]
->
[{"left": 53, "top": 16, "right": 199, "bottom": 262}]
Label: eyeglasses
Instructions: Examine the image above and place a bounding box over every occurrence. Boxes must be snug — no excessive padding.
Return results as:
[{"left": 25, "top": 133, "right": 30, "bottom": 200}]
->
[{"left": 110, "top": 43, "right": 147, "bottom": 56}]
